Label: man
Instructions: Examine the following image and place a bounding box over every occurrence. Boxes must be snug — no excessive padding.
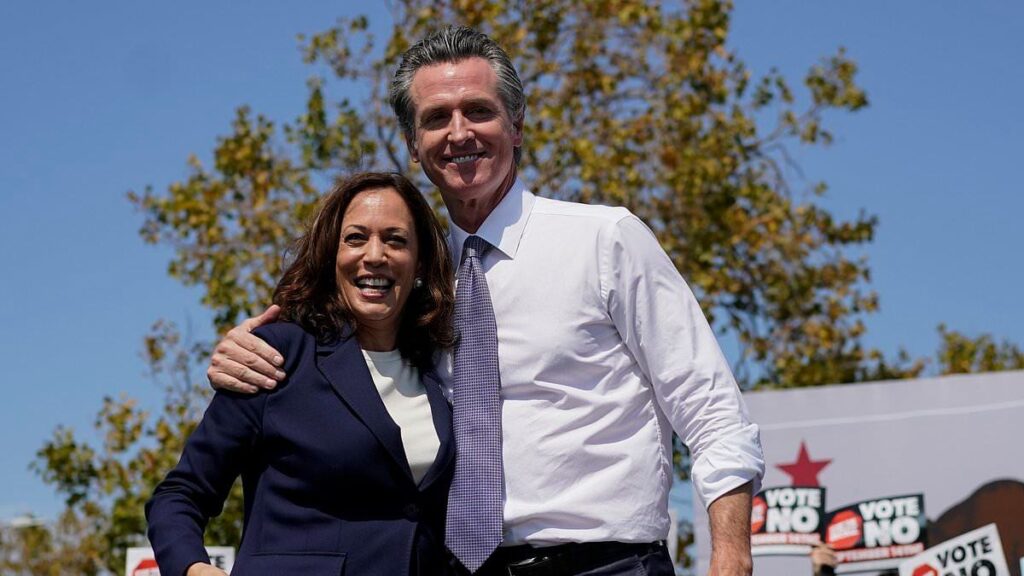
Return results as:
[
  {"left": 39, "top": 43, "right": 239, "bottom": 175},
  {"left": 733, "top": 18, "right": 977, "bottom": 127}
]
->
[{"left": 207, "top": 26, "right": 763, "bottom": 575}]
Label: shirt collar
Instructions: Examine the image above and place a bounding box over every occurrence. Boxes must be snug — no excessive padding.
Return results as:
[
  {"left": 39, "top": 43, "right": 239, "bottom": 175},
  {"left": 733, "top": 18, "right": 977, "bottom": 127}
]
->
[{"left": 449, "top": 179, "right": 535, "bottom": 263}]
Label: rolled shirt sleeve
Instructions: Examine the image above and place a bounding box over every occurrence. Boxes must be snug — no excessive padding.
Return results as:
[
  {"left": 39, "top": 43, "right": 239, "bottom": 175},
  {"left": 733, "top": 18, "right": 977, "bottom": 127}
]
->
[{"left": 602, "top": 214, "right": 764, "bottom": 508}]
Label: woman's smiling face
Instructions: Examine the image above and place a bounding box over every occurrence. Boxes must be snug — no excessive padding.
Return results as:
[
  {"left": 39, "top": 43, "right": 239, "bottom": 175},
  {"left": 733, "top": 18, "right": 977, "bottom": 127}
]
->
[{"left": 335, "top": 187, "right": 419, "bottom": 350}]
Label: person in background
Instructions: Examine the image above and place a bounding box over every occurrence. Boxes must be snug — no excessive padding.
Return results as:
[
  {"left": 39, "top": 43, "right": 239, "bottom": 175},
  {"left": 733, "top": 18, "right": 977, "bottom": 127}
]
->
[
  {"left": 206, "top": 26, "right": 765, "bottom": 576},
  {"left": 810, "top": 543, "right": 898, "bottom": 576},
  {"left": 146, "top": 173, "right": 456, "bottom": 576}
]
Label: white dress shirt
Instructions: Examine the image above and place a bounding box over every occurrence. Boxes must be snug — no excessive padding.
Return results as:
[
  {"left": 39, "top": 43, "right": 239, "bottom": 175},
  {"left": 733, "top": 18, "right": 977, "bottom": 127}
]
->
[{"left": 443, "top": 181, "right": 764, "bottom": 546}]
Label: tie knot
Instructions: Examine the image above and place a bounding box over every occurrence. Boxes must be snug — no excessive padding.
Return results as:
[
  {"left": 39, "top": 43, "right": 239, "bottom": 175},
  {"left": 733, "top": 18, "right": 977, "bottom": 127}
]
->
[{"left": 462, "top": 235, "right": 489, "bottom": 261}]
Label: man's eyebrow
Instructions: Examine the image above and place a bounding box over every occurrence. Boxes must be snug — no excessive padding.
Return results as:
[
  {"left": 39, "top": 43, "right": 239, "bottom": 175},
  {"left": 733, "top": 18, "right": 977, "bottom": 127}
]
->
[
  {"left": 417, "top": 104, "right": 446, "bottom": 118},
  {"left": 459, "top": 97, "right": 498, "bottom": 108},
  {"left": 418, "top": 97, "right": 498, "bottom": 118}
]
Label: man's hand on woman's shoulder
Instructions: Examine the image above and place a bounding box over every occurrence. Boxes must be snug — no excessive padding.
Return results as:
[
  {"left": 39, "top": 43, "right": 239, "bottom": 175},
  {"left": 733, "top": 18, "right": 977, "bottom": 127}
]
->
[{"left": 207, "top": 305, "right": 286, "bottom": 394}]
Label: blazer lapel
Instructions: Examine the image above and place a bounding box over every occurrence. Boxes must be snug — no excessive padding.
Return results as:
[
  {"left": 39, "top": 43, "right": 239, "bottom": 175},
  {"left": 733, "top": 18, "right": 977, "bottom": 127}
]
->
[
  {"left": 315, "top": 333, "right": 412, "bottom": 481},
  {"left": 417, "top": 369, "right": 455, "bottom": 491}
]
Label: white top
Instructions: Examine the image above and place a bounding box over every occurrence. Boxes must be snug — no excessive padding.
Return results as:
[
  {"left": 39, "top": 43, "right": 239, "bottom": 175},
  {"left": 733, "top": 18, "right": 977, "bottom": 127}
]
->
[
  {"left": 442, "top": 181, "right": 765, "bottom": 546},
  {"left": 362, "top": 349, "right": 440, "bottom": 485}
]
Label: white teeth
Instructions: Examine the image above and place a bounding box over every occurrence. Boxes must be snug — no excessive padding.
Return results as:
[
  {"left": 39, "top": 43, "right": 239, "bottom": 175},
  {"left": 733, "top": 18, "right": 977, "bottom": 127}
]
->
[
  {"left": 356, "top": 277, "right": 393, "bottom": 288},
  {"left": 452, "top": 153, "right": 482, "bottom": 164}
]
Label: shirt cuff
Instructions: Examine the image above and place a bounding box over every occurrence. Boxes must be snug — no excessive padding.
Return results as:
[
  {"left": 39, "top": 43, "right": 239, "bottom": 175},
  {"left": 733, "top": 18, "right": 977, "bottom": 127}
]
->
[{"left": 690, "top": 422, "right": 765, "bottom": 509}]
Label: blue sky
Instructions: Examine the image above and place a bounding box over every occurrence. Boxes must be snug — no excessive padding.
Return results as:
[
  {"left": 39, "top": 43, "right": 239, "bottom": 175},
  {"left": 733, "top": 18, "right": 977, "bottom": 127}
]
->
[{"left": 1, "top": 1, "right": 1021, "bottom": 522}]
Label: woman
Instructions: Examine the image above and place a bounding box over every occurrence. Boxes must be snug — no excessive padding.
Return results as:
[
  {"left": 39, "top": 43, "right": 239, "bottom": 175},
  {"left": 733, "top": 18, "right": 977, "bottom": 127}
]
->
[{"left": 146, "top": 173, "right": 456, "bottom": 576}]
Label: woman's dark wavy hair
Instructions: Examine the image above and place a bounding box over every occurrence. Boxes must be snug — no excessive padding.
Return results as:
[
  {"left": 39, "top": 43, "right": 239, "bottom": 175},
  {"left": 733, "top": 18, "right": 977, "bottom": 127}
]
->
[{"left": 272, "top": 172, "right": 454, "bottom": 371}]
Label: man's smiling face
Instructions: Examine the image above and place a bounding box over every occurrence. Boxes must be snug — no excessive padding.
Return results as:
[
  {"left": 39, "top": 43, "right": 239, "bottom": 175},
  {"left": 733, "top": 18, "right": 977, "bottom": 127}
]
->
[{"left": 408, "top": 57, "right": 522, "bottom": 231}]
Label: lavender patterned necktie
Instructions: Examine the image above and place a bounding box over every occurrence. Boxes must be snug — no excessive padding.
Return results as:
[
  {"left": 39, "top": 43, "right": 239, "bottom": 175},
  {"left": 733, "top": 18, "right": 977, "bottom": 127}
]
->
[{"left": 446, "top": 235, "right": 504, "bottom": 573}]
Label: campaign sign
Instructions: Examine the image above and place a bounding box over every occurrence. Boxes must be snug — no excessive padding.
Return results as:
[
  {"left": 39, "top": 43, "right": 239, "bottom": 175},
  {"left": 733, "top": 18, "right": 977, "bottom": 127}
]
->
[
  {"left": 751, "top": 486, "right": 826, "bottom": 555},
  {"left": 823, "top": 494, "right": 926, "bottom": 572},
  {"left": 899, "top": 523, "right": 1009, "bottom": 576},
  {"left": 125, "top": 546, "right": 235, "bottom": 575}
]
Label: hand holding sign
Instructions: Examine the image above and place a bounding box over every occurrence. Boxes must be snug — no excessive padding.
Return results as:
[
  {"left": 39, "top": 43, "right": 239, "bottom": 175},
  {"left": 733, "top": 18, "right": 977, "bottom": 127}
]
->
[{"left": 811, "top": 543, "right": 838, "bottom": 576}]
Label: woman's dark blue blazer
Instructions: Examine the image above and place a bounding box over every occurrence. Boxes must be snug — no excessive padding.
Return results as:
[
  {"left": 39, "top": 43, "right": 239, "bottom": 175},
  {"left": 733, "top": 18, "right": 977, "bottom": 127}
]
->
[{"left": 146, "top": 322, "right": 455, "bottom": 576}]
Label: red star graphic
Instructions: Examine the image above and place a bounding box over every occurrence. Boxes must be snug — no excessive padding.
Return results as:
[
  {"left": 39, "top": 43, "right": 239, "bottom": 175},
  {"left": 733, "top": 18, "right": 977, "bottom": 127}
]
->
[{"left": 776, "top": 441, "right": 831, "bottom": 486}]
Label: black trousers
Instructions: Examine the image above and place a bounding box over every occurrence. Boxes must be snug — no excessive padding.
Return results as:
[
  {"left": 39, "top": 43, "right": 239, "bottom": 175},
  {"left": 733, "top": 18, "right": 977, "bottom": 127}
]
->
[{"left": 456, "top": 541, "right": 675, "bottom": 576}]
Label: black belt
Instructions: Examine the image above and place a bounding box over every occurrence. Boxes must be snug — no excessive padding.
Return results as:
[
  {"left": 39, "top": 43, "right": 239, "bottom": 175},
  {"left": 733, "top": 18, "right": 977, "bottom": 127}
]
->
[{"left": 476, "top": 540, "right": 666, "bottom": 576}]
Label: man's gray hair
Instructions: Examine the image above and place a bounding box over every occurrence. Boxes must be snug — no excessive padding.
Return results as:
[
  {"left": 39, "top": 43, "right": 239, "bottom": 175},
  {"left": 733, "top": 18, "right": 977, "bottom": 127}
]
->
[{"left": 390, "top": 25, "right": 526, "bottom": 164}]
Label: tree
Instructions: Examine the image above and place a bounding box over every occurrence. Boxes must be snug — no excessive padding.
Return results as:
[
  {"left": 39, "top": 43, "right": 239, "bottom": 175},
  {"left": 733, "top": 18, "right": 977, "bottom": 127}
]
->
[
  {"left": 28, "top": 322, "right": 244, "bottom": 574},
  {"left": 0, "top": 512, "right": 107, "bottom": 575},
  {"left": 935, "top": 324, "right": 1024, "bottom": 375}
]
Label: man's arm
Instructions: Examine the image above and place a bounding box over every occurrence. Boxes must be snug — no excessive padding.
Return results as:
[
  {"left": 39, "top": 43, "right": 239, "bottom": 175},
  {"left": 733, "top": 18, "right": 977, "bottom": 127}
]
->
[
  {"left": 602, "top": 215, "right": 764, "bottom": 489},
  {"left": 601, "top": 215, "right": 763, "bottom": 573},
  {"left": 207, "top": 305, "right": 286, "bottom": 393},
  {"left": 707, "top": 482, "right": 754, "bottom": 576}
]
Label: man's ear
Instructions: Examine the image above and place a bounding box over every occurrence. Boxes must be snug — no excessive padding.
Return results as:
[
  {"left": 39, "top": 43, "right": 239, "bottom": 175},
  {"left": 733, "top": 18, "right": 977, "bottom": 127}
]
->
[
  {"left": 511, "top": 117, "right": 524, "bottom": 147},
  {"left": 406, "top": 134, "right": 420, "bottom": 163}
]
